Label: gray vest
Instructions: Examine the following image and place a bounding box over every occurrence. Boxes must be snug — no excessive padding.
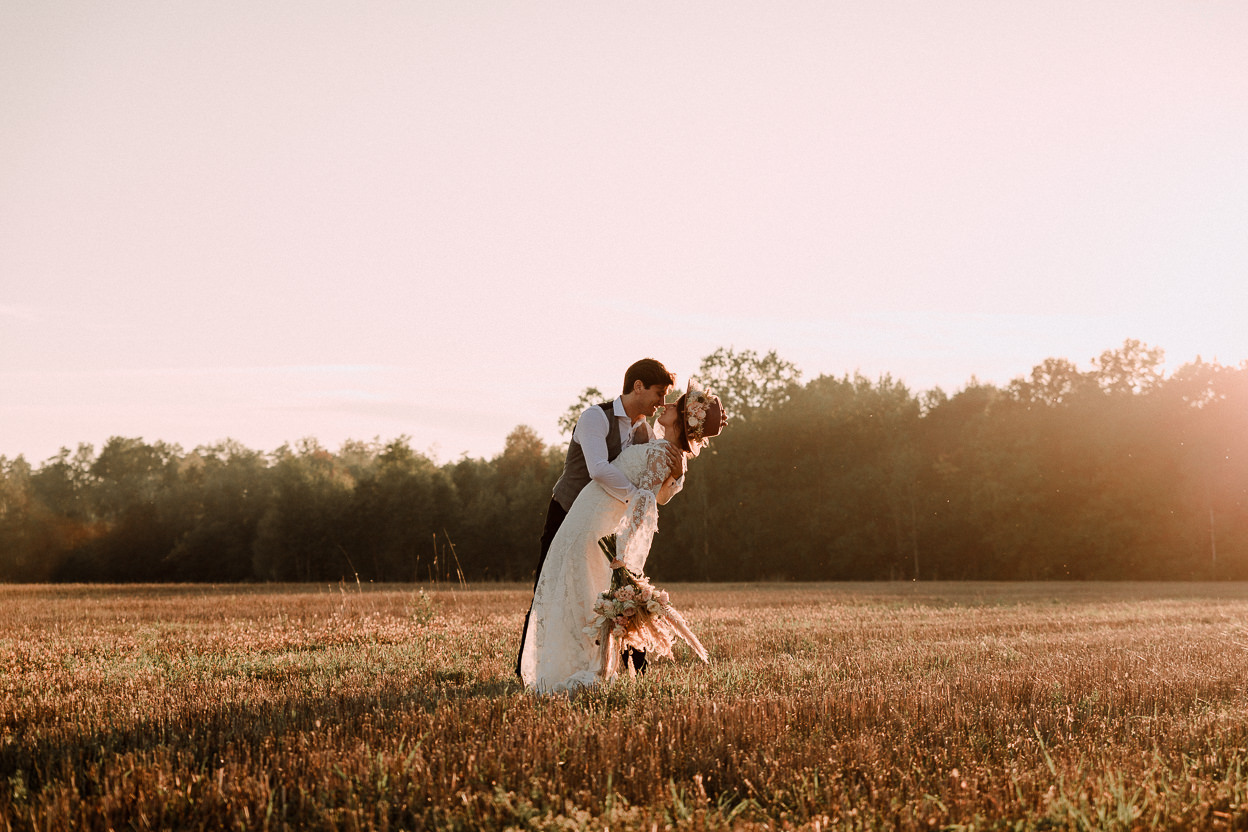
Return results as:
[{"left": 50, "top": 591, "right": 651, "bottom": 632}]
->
[{"left": 552, "top": 402, "right": 623, "bottom": 511}]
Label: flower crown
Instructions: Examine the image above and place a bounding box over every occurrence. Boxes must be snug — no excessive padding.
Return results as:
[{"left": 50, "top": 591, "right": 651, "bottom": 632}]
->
[
  {"left": 677, "top": 381, "right": 723, "bottom": 456},
  {"left": 684, "top": 388, "right": 713, "bottom": 443}
]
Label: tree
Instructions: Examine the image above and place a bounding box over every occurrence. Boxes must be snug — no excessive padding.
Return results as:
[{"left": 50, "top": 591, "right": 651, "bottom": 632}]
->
[
  {"left": 488, "top": 425, "right": 557, "bottom": 579},
  {"left": 557, "top": 387, "right": 607, "bottom": 437},
  {"left": 346, "top": 438, "right": 459, "bottom": 581},
  {"left": 89, "top": 437, "right": 183, "bottom": 519},
  {"left": 0, "top": 455, "right": 59, "bottom": 581},
  {"left": 497, "top": 425, "right": 548, "bottom": 483},
  {"left": 30, "top": 444, "right": 96, "bottom": 522},
  {"left": 51, "top": 437, "right": 186, "bottom": 581},
  {"left": 696, "top": 348, "right": 801, "bottom": 421},
  {"left": 1092, "top": 339, "right": 1166, "bottom": 397},
  {"left": 165, "top": 440, "right": 271, "bottom": 581},
  {"left": 1008, "top": 357, "right": 1092, "bottom": 407},
  {"left": 252, "top": 439, "right": 355, "bottom": 581},
  {"left": 1162, "top": 359, "right": 1248, "bottom": 578}
]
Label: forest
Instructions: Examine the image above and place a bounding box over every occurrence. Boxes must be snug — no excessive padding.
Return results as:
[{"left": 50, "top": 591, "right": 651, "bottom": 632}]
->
[{"left": 1, "top": 341, "right": 1244, "bottom": 583}]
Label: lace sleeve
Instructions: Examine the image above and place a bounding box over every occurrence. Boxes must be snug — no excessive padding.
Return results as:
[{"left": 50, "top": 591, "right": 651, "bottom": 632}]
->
[
  {"left": 661, "top": 471, "right": 684, "bottom": 503},
  {"left": 615, "top": 443, "right": 673, "bottom": 573}
]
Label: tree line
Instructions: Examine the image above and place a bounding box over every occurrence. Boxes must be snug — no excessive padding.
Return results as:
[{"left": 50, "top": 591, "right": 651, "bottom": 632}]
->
[{"left": 1, "top": 341, "right": 1244, "bottom": 583}]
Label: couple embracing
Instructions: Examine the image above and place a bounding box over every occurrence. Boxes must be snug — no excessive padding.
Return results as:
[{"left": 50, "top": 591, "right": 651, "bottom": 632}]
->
[{"left": 516, "top": 358, "right": 726, "bottom": 694}]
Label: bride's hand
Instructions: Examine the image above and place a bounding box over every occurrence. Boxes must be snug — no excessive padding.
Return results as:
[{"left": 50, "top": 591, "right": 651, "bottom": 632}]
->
[{"left": 663, "top": 444, "right": 685, "bottom": 479}]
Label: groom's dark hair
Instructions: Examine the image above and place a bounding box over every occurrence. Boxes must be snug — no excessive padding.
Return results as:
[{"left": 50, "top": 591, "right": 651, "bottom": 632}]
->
[{"left": 623, "top": 358, "right": 675, "bottom": 395}]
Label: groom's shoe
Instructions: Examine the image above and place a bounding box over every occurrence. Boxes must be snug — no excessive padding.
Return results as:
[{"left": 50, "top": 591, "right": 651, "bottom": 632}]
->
[{"left": 622, "top": 647, "right": 647, "bottom": 676}]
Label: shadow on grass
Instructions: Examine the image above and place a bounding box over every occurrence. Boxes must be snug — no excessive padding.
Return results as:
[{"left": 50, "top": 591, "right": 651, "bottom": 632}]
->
[{"left": 0, "top": 671, "right": 526, "bottom": 790}]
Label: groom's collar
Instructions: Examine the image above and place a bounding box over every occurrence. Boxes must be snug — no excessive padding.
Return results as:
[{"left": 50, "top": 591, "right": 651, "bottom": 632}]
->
[{"left": 612, "top": 397, "right": 630, "bottom": 421}]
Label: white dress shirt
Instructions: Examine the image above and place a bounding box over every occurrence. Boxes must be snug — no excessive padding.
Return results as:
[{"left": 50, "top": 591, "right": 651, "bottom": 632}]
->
[
  {"left": 571, "top": 397, "right": 687, "bottom": 505},
  {"left": 572, "top": 398, "right": 645, "bottom": 504}
]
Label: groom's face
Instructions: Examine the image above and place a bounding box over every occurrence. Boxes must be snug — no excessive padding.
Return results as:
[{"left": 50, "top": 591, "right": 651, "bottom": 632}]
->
[{"left": 637, "top": 383, "right": 670, "bottom": 418}]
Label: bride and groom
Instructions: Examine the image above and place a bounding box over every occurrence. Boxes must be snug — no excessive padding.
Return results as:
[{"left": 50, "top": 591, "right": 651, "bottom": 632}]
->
[{"left": 516, "top": 358, "right": 726, "bottom": 693}]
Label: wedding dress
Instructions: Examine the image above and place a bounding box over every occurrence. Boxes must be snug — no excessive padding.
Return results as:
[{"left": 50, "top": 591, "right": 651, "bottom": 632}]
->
[{"left": 518, "top": 440, "right": 673, "bottom": 693}]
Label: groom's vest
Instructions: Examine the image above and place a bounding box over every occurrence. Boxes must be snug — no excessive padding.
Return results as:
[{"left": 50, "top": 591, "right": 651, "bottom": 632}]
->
[{"left": 552, "top": 401, "right": 623, "bottom": 512}]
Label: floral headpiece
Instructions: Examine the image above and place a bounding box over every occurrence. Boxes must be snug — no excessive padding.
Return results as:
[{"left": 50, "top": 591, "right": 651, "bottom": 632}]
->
[{"left": 676, "top": 380, "right": 724, "bottom": 457}]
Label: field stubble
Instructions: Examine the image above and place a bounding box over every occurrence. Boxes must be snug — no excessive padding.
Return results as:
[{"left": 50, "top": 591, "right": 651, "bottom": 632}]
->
[{"left": 4, "top": 581, "right": 1248, "bottom": 830}]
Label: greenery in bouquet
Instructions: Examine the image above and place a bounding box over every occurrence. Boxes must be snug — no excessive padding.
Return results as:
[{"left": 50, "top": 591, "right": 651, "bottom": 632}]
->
[{"left": 585, "top": 534, "right": 707, "bottom": 676}]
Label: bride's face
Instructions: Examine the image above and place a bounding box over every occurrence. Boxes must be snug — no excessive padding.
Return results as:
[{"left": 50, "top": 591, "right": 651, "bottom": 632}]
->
[{"left": 656, "top": 400, "right": 683, "bottom": 435}]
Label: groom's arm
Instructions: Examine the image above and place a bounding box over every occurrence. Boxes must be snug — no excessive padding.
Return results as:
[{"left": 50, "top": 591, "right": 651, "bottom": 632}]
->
[{"left": 574, "top": 407, "right": 636, "bottom": 504}]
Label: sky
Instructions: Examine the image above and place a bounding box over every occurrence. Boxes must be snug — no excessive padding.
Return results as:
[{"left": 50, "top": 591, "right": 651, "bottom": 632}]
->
[{"left": 3, "top": 1, "right": 1247, "bottom": 465}]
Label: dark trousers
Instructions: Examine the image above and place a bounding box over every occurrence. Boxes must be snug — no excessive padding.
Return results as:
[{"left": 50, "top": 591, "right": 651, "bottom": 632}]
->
[{"left": 515, "top": 498, "right": 646, "bottom": 679}]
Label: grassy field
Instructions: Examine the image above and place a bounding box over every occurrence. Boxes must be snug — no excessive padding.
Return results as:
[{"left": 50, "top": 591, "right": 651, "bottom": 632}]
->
[{"left": 4, "top": 581, "right": 1248, "bottom": 830}]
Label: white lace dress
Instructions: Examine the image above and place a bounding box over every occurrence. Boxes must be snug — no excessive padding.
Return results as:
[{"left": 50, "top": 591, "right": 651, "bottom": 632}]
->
[{"left": 518, "top": 440, "right": 674, "bottom": 693}]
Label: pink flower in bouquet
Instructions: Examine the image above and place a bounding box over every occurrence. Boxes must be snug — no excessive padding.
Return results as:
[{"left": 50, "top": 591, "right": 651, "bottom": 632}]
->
[{"left": 657, "top": 590, "right": 670, "bottom": 605}]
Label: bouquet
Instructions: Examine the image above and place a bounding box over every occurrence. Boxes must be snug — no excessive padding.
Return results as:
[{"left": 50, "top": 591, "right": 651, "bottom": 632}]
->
[{"left": 585, "top": 534, "right": 708, "bottom": 677}]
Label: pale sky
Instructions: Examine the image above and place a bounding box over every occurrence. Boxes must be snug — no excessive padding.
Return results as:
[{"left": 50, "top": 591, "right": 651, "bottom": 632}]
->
[{"left": 3, "top": 1, "right": 1247, "bottom": 464}]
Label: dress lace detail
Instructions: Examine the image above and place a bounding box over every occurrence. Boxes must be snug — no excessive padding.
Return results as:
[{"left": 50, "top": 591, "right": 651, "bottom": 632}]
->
[
  {"left": 519, "top": 441, "right": 677, "bottom": 694},
  {"left": 616, "top": 443, "right": 673, "bottom": 573}
]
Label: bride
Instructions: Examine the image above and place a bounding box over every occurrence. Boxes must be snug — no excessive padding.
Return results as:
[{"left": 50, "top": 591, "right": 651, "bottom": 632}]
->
[{"left": 518, "top": 383, "right": 725, "bottom": 693}]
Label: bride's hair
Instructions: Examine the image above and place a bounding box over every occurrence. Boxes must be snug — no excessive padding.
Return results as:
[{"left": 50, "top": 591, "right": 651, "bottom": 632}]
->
[
  {"left": 672, "top": 421, "right": 694, "bottom": 454},
  {"left": 623, "top": 358, "right": 675, "bottom": 395},
  {"left": 664, "top": 394, "right": 693, "bottom": 453}
]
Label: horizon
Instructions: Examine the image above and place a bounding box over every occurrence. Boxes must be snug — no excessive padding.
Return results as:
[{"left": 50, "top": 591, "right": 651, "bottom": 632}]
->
[{"left": 3, "top": 337, "right": 1239, "bottom": 467}]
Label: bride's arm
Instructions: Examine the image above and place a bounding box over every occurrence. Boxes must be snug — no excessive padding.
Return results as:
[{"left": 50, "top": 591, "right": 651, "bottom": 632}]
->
[
  {"left": 655, "top": 440, "right": 686, "bottom": 505},
  {"left": 615, "top": 443, "right": 674, "bottom": 572},
  {"left": 656, "top": 473, "right": 681, "bottom": 505}
]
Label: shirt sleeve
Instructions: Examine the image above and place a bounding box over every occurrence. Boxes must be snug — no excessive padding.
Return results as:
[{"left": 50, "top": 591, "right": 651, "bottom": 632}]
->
[{"left": 572, "top": 406, "right": 637, "bottom": 504}]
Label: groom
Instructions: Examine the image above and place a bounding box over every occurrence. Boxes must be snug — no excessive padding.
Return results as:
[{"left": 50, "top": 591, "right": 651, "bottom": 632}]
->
[{"left": 515, "top": 357, "right": 684, "bottom": 679}]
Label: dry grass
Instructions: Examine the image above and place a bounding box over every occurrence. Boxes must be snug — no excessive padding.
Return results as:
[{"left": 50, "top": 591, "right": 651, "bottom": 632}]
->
[{"left": 4, "top": 581, "right": 1248, "bottom": 830}]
